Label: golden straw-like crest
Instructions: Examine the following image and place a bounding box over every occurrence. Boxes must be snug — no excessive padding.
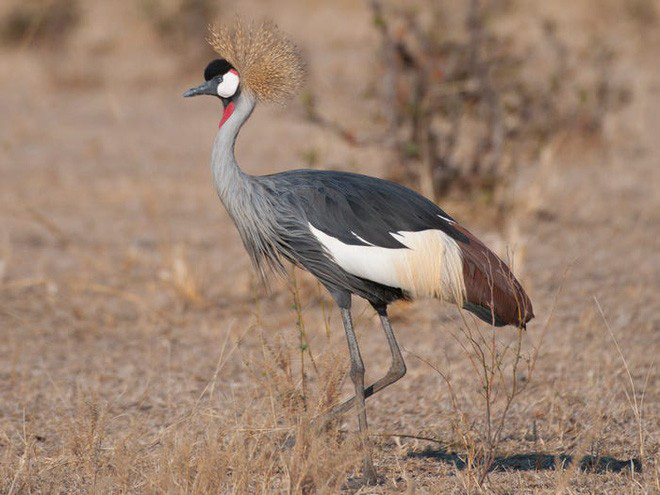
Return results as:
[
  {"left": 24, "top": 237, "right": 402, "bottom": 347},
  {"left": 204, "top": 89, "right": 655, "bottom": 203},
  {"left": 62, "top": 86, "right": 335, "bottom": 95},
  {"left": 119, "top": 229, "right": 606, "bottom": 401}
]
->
[{"left": 208, "top": 20, "right": 305, "bottom": 103}]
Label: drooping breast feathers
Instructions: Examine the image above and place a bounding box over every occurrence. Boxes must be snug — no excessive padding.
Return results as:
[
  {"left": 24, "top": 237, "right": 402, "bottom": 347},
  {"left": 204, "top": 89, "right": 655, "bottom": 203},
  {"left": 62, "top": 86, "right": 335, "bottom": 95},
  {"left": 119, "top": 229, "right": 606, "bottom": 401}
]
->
[{"left": 208, "top": 20, "right": 306, "bottom": 103}]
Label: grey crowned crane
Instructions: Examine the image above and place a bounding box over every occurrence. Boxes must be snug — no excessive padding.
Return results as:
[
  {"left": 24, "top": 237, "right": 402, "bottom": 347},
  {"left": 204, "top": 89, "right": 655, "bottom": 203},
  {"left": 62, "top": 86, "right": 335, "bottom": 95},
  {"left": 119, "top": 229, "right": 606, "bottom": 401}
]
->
[{"left": 183, "top": 21, "right": 533, "bottom": 484}]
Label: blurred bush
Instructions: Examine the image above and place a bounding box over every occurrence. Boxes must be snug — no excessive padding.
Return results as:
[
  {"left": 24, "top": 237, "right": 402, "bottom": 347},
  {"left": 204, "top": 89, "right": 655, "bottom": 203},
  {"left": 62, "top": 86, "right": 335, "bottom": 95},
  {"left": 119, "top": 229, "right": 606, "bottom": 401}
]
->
[
  {"left": 368, "top": 0, "right": 632, "bottom": 201},
  {"left": 0, "top": 0, "right": 79, "bottom": 47},
  {"left": 139, "top": 0, "right": 217, "bottom": 56}
]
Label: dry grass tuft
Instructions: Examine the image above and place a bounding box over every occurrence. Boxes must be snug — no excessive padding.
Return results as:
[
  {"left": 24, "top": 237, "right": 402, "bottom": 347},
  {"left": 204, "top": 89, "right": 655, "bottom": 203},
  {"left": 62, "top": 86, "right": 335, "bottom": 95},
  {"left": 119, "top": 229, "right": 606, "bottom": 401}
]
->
[
  {"left": 159, "top": 244, "right": 204, "bottom": 307},
  {"left": 411, "top": 311, "right": 546, "bottom": 489}
]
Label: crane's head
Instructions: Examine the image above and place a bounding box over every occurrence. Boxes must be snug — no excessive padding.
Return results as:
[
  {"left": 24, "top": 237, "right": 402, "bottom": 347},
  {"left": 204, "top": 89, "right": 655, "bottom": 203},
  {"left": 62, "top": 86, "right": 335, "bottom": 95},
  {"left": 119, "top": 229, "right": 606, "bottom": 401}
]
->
[
  {"left": 183, "top": 20, "right": 305, "bottom": 106},
  {"left": 183, "top": 59, "right": 241, "bottom": 100}
]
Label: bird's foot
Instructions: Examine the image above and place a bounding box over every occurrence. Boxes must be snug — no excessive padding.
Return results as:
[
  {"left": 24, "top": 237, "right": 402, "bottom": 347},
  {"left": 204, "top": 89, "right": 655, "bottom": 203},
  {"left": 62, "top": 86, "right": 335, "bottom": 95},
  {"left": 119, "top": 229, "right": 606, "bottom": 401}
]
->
[
  {"left": 343, "top": 473, "right": 382, "bottom": 490},
  {"left": 342, "top": 459, "right": 380, "bottom": 489},
  {"left": 362, "top": 457, "right": 379, "bottom": 486}
]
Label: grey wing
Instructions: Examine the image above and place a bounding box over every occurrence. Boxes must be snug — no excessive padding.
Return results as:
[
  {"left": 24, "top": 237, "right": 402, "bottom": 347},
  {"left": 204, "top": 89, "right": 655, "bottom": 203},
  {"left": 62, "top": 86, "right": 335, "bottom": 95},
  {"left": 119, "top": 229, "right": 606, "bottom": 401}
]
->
[
  {"left": 261, "top": 169, "right": 466, "bottom": 248},
  {"left": 256, "top": 170, "right": 420, "bottom": 304}
]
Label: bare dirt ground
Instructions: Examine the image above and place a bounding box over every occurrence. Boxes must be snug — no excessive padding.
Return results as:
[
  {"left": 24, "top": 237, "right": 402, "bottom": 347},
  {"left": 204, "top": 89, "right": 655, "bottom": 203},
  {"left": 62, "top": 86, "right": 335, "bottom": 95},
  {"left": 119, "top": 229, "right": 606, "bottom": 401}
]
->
[{"left": 1, "top": 0, "right": 658, "bottom": 493}]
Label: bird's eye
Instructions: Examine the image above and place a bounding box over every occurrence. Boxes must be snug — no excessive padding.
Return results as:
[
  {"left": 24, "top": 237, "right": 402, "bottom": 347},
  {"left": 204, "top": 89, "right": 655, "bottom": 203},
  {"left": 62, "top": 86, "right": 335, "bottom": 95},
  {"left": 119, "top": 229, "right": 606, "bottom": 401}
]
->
[{"left": 217, "top": 70, "right": 240, "bottom": 98}]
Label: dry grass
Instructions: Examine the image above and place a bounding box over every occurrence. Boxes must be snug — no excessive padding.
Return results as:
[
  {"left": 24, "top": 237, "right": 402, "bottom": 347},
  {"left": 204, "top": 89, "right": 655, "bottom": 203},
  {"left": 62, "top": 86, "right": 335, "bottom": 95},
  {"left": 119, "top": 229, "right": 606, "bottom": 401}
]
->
[
  {"left": 0, "top": 338, "right": 362, "bottom": 494},
  {"left": 0, "top": 0, "right": 658, "bottom": 493},
  {"left": 1, "top": 282, "right": 655, "bottom": 493}
]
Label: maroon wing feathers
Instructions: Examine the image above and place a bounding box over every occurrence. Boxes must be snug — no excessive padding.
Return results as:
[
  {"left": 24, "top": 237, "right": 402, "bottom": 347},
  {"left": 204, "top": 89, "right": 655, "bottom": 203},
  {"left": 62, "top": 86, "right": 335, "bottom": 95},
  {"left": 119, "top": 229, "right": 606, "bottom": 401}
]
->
[{"left": 454, "top": 224, "right": 534, "bottom": 328}]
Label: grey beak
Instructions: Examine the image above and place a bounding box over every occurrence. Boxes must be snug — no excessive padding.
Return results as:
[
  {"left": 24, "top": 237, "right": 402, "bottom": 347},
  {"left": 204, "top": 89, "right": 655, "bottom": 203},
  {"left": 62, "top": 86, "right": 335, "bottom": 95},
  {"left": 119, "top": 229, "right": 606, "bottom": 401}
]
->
[{"left": 183, "top": 79, "right": 216, "bottom": 97}]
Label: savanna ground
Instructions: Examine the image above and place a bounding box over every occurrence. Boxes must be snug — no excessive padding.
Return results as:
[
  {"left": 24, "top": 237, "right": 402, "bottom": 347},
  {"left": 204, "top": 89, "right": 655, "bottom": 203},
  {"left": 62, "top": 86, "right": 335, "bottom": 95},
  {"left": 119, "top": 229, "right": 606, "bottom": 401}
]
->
[{"left": 0, "top": 0, "right": 658, "bottom": 493}]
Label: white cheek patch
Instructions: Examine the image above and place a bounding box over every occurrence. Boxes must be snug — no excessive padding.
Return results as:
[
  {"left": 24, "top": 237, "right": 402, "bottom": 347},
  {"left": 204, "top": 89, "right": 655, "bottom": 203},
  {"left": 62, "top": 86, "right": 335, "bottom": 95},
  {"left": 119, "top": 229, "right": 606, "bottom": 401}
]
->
[{"left": 217, "top": 71, "right": 240, "bottom": 98}]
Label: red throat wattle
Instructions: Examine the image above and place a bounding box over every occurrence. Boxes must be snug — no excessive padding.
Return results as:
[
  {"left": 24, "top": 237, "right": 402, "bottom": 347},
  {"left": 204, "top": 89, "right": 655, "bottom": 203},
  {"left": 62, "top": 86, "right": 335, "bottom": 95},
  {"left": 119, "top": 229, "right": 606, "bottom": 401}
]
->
[{"left": 219, "top": 101, "right": 235, "bottom": 128}]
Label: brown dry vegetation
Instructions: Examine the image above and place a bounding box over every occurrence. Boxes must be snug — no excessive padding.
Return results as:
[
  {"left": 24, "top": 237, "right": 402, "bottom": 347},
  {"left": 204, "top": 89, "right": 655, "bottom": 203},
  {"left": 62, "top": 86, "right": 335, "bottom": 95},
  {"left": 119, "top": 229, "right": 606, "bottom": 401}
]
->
[{"left": 0, "top": 0, "right": 658, "bottom": 493}]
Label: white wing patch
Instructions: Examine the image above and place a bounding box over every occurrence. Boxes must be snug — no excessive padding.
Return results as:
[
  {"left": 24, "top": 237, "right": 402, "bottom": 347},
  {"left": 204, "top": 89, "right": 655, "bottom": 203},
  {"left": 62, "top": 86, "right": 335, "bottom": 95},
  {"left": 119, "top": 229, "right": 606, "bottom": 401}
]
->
[
  {"left": 351, "top": 231, "right": 375, "bottom": 246},
  {"left": 308, "top": 223, "right": 466, "bottom": 303},
  {"left": 437, "top": 214, "right": 455, "bottom": 224}
]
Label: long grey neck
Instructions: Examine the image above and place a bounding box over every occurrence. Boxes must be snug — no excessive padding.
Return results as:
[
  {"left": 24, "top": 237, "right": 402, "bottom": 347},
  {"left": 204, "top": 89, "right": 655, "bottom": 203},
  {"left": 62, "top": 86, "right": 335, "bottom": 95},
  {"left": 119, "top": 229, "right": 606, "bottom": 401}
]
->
[
  {"left": 210, "top": 91, "right": 257, "bottom": 203},
  {"left": 209, "top": 91, "right": 287, "bottom": 277}
]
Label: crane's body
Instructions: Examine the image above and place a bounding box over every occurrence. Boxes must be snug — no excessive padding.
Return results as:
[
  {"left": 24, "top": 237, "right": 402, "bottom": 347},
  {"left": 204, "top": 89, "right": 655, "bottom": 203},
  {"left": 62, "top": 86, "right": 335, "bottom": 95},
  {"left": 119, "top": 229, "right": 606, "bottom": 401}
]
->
[
  {"left": 184, "top": 22, "right": 533, "bottom": 485},
  {"left": 211, "top": 89, "right": 531, "bottom": 326}
]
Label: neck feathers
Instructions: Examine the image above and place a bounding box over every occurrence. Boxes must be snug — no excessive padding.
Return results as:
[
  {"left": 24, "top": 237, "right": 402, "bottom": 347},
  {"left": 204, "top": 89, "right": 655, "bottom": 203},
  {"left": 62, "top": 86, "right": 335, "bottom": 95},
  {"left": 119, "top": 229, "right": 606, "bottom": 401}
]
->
[
  {"left": 211, "top": 91, "right": 256, "bottom": 197},
  {"left": 210, "top": 92, "right": 287, "bottom": 279}
]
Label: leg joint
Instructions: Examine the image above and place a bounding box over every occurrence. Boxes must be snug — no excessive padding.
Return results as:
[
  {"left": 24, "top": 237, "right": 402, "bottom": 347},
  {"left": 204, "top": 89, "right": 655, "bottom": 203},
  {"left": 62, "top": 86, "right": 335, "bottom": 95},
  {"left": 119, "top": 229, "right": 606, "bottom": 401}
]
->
[
  {"left": 370, "top": 301, "right": 388, "bottom": 316},
  {"left": 349, "top": 361, "right": 365, "bottom": 382},
  {"left": 386, "top": 359, "right": 406, "bottom": 382}
]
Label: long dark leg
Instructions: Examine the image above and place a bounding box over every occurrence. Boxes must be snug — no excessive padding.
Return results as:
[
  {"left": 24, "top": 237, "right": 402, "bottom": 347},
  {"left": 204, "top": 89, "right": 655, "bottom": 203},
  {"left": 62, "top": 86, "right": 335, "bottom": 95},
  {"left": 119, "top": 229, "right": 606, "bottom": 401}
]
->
[
  {"left": 338, "top": 305, "right": 378, "bottom": 484},
  {"left": 324, "top": 305, "right": 406, "bottom": 419}
]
